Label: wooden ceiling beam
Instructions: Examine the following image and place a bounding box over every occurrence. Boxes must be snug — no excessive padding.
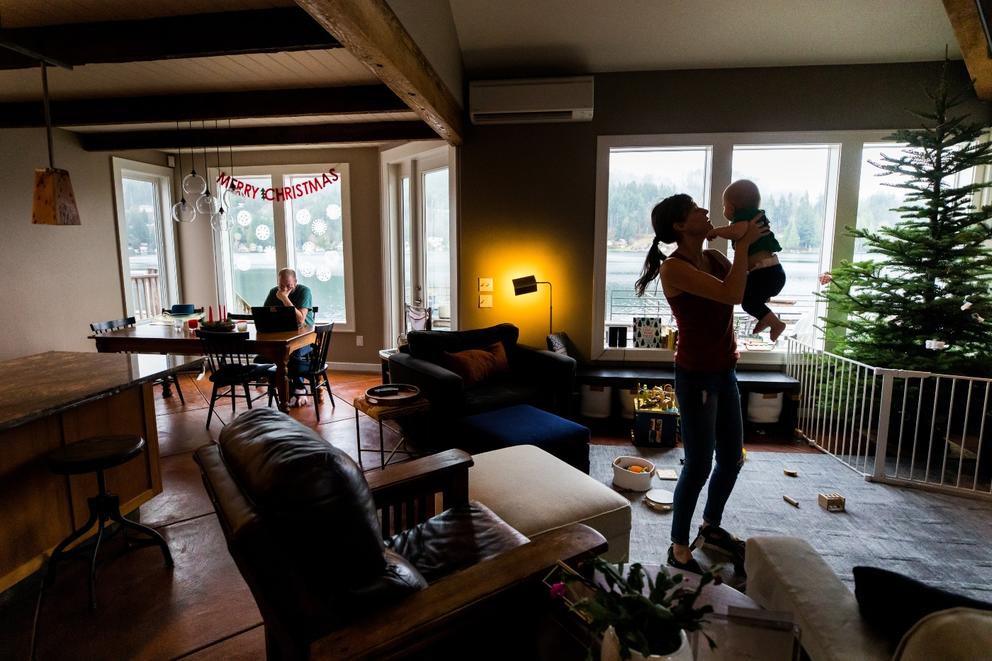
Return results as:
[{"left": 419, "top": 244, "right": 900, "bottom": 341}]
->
[
  {"left": 0, "top": 85, "right": 408, "bottom": 128},
  {"left": 0, "top": 8, "right": 340, "bottom": 70},
  {"left": 295, "top": 0, "right": 463, "bottom": 146},
  {"left": 943, "top": 0, "right": 992, "bottom": 100},
  {"left": 76, "top": 120, "right": 438, "bottom": 151}
]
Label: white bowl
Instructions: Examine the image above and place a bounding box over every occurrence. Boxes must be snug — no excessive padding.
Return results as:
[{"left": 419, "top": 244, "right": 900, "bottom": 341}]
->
[{"left": 612, "top": 456, "right": 656, "bottom": 491}]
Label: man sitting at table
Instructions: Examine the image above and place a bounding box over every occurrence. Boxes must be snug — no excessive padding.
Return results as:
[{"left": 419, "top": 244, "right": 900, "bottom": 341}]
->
[{"left": 263, "top": 268, "right": 313, "bottom": 406}]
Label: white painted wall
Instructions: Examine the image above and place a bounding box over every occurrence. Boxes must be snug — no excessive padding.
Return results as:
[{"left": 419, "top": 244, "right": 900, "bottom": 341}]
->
[
  {"left": 0, "top": 128, "right": 167, "bottom": 360},
  {"left": 387, "top": 0, "right": 465, "bottom": 107}
]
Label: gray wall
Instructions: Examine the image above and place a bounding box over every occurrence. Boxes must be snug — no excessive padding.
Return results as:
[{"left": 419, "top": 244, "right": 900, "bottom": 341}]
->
[
  {"left": 0, "top": 127, "right": 166, "bottom": 360},
  {"left": 458, "top": 61, "right": 989, "bottom": 356}
]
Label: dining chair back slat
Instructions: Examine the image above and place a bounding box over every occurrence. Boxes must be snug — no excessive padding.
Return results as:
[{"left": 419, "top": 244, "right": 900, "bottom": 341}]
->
[
  {"left": 90, "top": 317, "right": 136, "bottom": 334},
  {"left": 195, "top": 330, "right": 252, "bottom": 373}
]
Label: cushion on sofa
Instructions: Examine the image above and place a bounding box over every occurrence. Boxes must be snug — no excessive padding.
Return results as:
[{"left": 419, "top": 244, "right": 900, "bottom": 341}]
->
[
  {"left": 440, "top": 342, "right": 509, "bottom": 386},
  {"left": 893, "top": 607, "right": 992, "bottom": 661},
  {"left": 853, "top": 566, "right": 992, "bottom": 647},
  {"left": 469, "top": 445, "right": 631, "bottom": 562}
]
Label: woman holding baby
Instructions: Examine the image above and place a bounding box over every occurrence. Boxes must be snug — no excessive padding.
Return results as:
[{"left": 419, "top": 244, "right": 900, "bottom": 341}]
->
[{"left": 635, "top": 190, "right": 767, "bottom": 573}]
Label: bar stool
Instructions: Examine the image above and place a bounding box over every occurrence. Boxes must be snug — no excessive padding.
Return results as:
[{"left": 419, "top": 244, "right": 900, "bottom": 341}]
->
[{"left": 45, "top": 436, "right": 173, "bottom": 609}]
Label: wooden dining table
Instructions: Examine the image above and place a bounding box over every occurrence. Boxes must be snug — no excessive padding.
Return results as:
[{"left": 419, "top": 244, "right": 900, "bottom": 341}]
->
[{"left": 90, "top": 321, "right": 316, "bottom": 412}]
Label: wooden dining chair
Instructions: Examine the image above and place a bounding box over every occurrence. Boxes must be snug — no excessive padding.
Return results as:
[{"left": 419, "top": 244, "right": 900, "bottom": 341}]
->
[
  {"left": 161, "top": 307, "right": 204, "bottom": 315},
  {"left": 267, "top": 323, "right": 335, "bottom": 420},
  {"left": 90, "top": 317, "right": 186, "bottom": 404},
  {"left": 196, "top": 330, "right": 277, "bottom": 428}
]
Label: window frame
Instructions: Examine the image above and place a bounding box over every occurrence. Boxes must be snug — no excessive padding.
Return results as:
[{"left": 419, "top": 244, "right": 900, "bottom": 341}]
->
[
  {"left": 380, "top": 141, "right": 458, "bottom": 346},
  {"left": 209, "top": 162, "right": 356, "bottom": 332},
  {"left": 111, "top": 157, "right": 180, "bottom": 317},
  {"left": 593, "top": 130, "right": 897, "bottom": 365}
]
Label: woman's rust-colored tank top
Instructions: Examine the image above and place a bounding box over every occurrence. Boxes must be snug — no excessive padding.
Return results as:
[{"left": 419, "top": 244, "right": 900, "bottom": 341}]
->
[{"left": 665, "top": 251, "right": 737, "bottom": 371}]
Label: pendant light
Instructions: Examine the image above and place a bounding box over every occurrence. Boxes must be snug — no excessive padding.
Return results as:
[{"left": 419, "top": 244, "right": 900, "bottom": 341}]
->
[
  {"left": 171, "top": 120, "right": 195, "bottom": 223},
  {"left": 181, "top": 119, "right": 207, "bottom": 197},
  {"left": 209, "top": 121, "right": 229, "bottom": 232},
  {"left": 32, "top": 62, "right": 80, "bottom": 225}
]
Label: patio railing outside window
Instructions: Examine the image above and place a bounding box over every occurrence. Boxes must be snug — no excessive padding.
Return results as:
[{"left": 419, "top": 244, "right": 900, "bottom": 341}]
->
[{"left": 130, "top": 268, "right": 161, "bottom": 320}]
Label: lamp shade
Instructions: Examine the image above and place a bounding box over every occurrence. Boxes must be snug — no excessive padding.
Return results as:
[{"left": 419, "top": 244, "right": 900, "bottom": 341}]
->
[
  {"left": 32, "top": 168, "right": 81, "bottom": 225},
  {"left": 512, "top": 275, "right": 538, "bottom": 295}
]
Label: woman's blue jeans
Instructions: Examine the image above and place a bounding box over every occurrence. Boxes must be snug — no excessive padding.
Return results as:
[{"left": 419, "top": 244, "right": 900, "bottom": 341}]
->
[{"left": 670, "top": 366, "right": 744, "bottom": 546}]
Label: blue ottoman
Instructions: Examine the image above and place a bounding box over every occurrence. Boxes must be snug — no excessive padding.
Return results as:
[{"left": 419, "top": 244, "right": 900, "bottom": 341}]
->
[{"left": 458, "top": 404, "right": 590, "bottom": 473}]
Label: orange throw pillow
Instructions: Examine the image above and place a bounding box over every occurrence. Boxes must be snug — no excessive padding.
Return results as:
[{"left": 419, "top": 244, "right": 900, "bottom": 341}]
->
[{"left": 441, "top": 342, "right": 509, "bottom": 386}]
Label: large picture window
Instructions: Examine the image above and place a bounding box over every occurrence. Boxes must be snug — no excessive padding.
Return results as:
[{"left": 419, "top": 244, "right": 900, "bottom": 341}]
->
[
  {"left": 212, "top": 163, "right": 354, "bottom": 331},
  {"left": 593, "top": 132, "right": 894, "bottom": 363}
]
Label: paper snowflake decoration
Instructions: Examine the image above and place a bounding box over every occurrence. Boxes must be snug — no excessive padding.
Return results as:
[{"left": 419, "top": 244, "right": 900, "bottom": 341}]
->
[
  {"left": 311, "top": 218, "right": 328, "bottom": 236},
  {"left": 326, "top": 203, "right": 341, "bottom": 220},
  {"left": 300, "top": 262, "right": 316, "bottom": 278},
  {"left": 302, "top": 241, "right": 316, "bottom": 254},
  {"left": 255, "top": 225, "right": 270, "bottom": 241},
  {"left": 236, "top": 210, "right": 252, "bottom": 227},
  {"left": 316, "top": 267, "right": 331, "bottom": 282},
  {"left": 295, "top": 209, "right": 312, "bottom": 225},
  {"left": 235, "top": 255, "right": 251, "bottom": 272}
]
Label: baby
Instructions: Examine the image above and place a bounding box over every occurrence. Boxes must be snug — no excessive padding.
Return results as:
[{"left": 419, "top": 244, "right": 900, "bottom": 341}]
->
[{"left": 707, "top": 179, "right": 787, "bottom": 341}]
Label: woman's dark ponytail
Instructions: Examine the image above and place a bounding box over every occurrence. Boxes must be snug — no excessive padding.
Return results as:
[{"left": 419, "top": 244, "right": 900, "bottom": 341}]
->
[
  {"left": 634, "top": 237, "right": 666, "bottom": 296},
  {"left": 634, "top": 194, "right": 694, "bottom": 297}
]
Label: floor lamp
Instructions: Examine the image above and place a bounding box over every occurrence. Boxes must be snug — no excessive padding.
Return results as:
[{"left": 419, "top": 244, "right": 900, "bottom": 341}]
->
[{"left": 512, "top": 275, "right": 553, "bottom": 335}]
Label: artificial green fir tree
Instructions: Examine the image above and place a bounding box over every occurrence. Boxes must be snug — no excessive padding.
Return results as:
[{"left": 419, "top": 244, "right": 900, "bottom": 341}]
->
[{"left": 821, "top": 60, "right": 992, "bottom": 376}]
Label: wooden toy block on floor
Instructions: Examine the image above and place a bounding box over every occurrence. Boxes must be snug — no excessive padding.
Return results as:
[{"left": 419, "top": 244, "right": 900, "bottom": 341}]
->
[{"left": 818, "top": 492, "right": 846, "bottom": 512}]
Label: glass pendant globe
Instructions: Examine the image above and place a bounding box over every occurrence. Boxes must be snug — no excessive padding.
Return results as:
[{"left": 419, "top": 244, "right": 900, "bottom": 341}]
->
[
  {"left": 172, "top": 198, "right": 196, "bottom": 223},
  {"left": 210, "top": 209, "right": 230, "bottom": 232},
  {"left": 182, "top": 171, "right": 207, "bottom": 196},
  {"left": 196, "top": 193, "right": 219, "bottom": 215}
]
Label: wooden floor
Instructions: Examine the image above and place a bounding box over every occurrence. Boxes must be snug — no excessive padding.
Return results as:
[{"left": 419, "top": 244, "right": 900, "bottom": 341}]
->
[{"left": 0, "top": 371, "right": 810, "bottom": 661}]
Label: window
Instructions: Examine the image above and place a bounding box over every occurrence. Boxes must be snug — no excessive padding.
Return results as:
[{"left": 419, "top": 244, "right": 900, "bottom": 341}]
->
[
  {"left": 593, "top": 132, "right": 888, "bottom": 362},
  {"left": 221, "top": 176, "right": 275, "bottom": 314},
  {"left": 604, "top": 147, "right": 711, "bottom": 328},
  {"left": 112, "top": 158, "right": 179, "bottom": 319},
  {"left": 855, "top": 144, "right": 913, "bottom": 260},
  {"left": 381, "top": 143, "right": 457, "bottom": 343},
  {"left": 730, "top": 144, "right": 840, "bottom": 338},
  {"left": 212, "top": 164, "right": 354, "bottom": 331}
]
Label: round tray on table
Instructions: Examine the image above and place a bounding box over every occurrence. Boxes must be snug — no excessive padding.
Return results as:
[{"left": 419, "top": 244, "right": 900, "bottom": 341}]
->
[{"left": 364, "top": 383, "right": 420, "bottom": 406}]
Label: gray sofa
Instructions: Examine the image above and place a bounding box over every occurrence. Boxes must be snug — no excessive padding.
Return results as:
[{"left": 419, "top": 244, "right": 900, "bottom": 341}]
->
[{"left": 745, "top": 536, "right": 992, "bottom": 661}]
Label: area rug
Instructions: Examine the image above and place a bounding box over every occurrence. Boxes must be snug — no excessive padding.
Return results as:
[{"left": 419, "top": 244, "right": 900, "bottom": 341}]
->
[{"left": 589, "top": 444, "right": 992, "bottom": 599}]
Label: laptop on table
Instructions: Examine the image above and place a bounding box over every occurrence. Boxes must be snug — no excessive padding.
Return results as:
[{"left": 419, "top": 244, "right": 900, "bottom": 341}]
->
[{"left": 251, "top": 306, "right": 299, "bottom": 332}]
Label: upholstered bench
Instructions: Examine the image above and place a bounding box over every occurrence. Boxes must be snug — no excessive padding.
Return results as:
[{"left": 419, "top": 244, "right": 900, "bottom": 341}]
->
[
  {"left": 458, "top": 404, "right": 590, "bottom": 472},
  {"left": 469, "top": 444, "right": 632, "bottom": 562}
]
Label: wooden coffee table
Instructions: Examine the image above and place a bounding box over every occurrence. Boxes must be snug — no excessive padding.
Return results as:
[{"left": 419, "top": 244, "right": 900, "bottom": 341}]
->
[{"left": 352, "top": 393, "right": 429, "bottom": 470}]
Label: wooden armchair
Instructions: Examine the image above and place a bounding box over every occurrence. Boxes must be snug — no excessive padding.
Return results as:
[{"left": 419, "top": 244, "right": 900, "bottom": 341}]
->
[{"left": 194, "top": 409, "right": 606, "bottom": 661}]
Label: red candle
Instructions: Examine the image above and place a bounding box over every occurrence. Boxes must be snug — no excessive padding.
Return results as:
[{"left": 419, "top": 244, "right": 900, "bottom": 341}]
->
[
  {"left": 222, "top": 305, "right": 226, "bottom": 320},
  {"left": 208, "top": 306, "right": 213, "bottom": 322}
]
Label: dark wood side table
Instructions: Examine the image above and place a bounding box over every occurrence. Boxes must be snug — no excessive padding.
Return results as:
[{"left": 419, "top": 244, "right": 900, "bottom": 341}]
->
[{"left": 353, "top": 394, "right": 430, "bottom": 470}]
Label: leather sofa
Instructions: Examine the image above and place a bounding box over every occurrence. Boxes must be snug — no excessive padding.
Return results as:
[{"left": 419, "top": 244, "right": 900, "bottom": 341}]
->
[
  {"left": 194, "top": 408, "right": 606, "bottom": 660},
  {"left": 388, "top": 323, "right": 576, "bottom": 420}
]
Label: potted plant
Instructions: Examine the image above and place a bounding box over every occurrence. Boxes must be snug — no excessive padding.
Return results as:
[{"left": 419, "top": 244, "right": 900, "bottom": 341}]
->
[{"left": 553, "top": 558, "right": 717, "bottom": 661}]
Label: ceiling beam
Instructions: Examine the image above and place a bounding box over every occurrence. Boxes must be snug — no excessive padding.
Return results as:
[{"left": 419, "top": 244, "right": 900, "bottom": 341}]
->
[
  {"left": 0, "top": 8, "right": 340, "bottom": 70},
  {"left": 0, "top": 85, "right": 409, "bottom": 128},
  {"left": 76, "top": 120, "right": 438, "bottom": 151},
  {"left": 943, "top": 0, "right": 992, "bottom": 100},
  {"left": 295, "top": 0, "right": 463, "bottom": 146}
]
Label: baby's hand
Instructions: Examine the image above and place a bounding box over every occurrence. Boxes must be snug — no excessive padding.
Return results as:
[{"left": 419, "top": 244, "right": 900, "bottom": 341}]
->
[{"left": 707, "top": 229, "right": 720, "bottom": 241}]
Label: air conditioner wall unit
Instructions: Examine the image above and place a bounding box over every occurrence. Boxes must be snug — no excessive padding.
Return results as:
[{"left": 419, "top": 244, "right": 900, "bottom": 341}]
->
[{"left": 469, "top": 76, "right": 594, "bottom": 125}]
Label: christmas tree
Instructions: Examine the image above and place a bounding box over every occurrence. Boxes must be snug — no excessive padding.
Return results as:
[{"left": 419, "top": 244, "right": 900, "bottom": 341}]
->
[{"left": 821, "top": 59, "right": 992, "bottom": 377}]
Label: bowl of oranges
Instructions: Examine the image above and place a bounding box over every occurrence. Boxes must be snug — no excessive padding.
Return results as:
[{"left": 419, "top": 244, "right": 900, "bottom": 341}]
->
[{"left": 612, "top": 456, "right": 656, "bottom": 492}]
